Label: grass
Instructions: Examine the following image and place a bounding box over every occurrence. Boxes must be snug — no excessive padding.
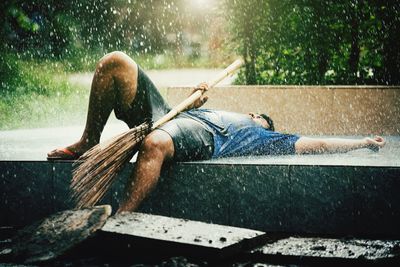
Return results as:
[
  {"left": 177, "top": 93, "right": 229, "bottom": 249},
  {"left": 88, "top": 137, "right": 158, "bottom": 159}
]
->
[
  {"left": 0, "top": 51, "right": 231, "bottom": 130},
  {"left": 60, "top": 49, "right": 235, "bottom": 72},
  {"left": 0, "top": 57, "right": 89, "bottom": 130},
  {"left": 0, "top": 86, "right": 89, "bottom": 130},
  {"left": 133, "top": 52, "right": 236, "bottom": 70}
]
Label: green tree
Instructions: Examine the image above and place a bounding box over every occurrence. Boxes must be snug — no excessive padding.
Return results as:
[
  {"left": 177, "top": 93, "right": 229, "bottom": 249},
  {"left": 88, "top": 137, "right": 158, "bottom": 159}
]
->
[{"left": 225, "top": 0, "right": 400, "bottom": 85}]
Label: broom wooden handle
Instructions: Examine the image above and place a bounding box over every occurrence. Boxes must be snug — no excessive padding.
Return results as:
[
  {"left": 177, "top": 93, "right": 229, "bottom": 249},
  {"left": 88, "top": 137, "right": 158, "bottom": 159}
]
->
[{"left": 152, "top": 59, "right": 244, "bottom": 129}]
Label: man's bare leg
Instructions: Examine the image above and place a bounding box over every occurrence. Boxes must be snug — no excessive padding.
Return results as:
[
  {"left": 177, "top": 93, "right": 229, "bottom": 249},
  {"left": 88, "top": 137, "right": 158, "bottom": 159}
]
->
[
  {"left": 295, "top": 136, "right": 386, "bottom": 154},
  {"left": 48, "top": 51, "right": 139, "bottom": 157},
  {"left": 117, "top": 130, "right": 174, "bottom": 213}
]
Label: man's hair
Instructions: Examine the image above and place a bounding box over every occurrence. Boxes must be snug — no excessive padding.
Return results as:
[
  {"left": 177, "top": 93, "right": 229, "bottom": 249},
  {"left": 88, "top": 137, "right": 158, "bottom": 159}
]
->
[{"left": 260, "top": 113, "right": 275, "bottom": 131}]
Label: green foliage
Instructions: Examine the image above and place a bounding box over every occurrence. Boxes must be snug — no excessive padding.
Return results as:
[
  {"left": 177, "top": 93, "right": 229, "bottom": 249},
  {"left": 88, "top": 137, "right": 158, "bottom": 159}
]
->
[
  {"left": 1, "top": 0, "right": 197, "bottom": 59},
  {"left": 9, "top": 6, "right": 39, "bottom": 32},
  {"left": 225, "top": 0, "right": 400, "bottom": 85},
  {"left": 0, "top": 52, "right": 88, "bottom": 129},
  {"left": 0, "top": 50, "right": 221, "bottom": 129},
  {"left": 1, "top": 53, "right": 67, "bottom": 96},
  {"left": 0, "top": 0, "right": 229, "bottom": 129},
  {"left": 58, "top": 50, "right": 228, "bottom": 73},
  {"left": 1, "top": 0, "right": 228, "bottom": 71},
  {"left": 0, "top": 86, "right": 88, "bottom": 130}
]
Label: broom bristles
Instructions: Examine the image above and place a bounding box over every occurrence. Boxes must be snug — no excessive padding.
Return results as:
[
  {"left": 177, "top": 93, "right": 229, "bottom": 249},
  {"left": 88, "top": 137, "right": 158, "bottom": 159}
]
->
[{"left": 71, "top": 121, "right": 151, "bottom": 208}]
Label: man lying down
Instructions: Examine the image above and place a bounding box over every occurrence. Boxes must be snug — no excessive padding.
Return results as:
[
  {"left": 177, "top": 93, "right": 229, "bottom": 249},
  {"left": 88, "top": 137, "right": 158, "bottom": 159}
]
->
[{"left": 47, "top": 51, "right": 386, "bottom": 213}]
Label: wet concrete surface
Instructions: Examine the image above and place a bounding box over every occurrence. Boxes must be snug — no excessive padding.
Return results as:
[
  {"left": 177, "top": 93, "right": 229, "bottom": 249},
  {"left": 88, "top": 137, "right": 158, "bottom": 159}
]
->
[
  {"left": 1, "top": 125, "right": 399, "bottom": 167},
  {"left": 253, "top": 236, "right": 400, "bottom": 260},
  {"left": 198, "top": 135, "right": 400, "bottom": 167}
]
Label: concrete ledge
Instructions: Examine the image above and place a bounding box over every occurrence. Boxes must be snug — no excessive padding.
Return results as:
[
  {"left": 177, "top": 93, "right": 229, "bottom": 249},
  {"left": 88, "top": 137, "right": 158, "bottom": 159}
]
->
[
  {"left": 166, "top": 86, "right": 400, "bottom": 135},
  {"left": 1, "top": 154, "right": 399, "bottom": 238}
]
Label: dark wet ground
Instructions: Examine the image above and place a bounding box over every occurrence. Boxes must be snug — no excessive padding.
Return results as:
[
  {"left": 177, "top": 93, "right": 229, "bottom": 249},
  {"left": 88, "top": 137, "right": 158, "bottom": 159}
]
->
[{"left": 2, "top": 216, "right": 399, "bottom": 267}]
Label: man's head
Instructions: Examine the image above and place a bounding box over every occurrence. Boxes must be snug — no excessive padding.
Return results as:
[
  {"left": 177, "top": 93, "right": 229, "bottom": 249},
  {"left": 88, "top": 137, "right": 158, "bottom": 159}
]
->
[{"left": 249, "top": 112, "right": 275, "bottom": 131}]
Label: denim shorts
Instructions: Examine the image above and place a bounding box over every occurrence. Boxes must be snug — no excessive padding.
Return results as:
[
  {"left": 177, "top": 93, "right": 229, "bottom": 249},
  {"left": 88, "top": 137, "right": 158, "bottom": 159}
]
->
[{"left": 158, "top": 116, "right": 214, "bottom": 162}]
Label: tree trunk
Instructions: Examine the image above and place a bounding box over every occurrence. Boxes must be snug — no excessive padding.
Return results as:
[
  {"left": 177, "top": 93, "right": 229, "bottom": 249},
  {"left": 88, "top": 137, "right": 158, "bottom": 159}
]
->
[
  {"left": 379, "top": 2, "right": 400, "bottom": 84},
  {"left": 243, "top": 24, "right": 257, "bottom": 85},
  {"left": 348, "top": 0, "right": 361, "bottom": 84}
]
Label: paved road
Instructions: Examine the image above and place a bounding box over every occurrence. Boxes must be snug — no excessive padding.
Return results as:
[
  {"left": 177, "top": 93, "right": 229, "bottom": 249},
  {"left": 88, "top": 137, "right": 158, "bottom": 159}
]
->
[{"left": 68, "top": 68, "right": 236, "bottom": 89}]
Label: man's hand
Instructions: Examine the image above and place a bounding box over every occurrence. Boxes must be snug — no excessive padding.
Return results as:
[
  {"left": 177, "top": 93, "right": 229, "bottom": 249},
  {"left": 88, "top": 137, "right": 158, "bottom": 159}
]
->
[{"left": 187, "top": 82, "right": 209, "bottom": 110}]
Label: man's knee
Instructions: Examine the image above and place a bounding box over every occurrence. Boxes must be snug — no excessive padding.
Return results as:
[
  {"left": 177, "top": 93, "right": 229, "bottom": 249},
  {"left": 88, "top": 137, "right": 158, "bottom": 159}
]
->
[
  {"left": 97, "top": 51, "right": 137, "bottom": 71},
  {"left": 141, "top": 130, "right": 174, "bottom": 159}
]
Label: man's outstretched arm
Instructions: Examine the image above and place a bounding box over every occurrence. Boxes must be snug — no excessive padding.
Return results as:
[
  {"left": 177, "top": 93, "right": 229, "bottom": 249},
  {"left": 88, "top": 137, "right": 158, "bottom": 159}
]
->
[{"left": 295, "top": 136, "right": 386, "bottom": 154}]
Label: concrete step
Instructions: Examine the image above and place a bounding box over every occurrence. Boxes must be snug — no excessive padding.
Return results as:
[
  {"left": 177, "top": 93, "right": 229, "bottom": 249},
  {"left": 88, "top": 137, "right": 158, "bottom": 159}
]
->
[{"left": 1, "top": 151, "right": 399, "bottom": 238}]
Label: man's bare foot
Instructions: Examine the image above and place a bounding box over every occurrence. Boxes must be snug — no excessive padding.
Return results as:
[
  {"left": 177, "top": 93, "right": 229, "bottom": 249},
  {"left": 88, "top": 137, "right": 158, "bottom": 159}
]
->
[
  {"left": 47, "top": 140, "right": 95, "bottom": 160},
  {"left": 364, "top": 136, "right": 386, "bottom": 152}
]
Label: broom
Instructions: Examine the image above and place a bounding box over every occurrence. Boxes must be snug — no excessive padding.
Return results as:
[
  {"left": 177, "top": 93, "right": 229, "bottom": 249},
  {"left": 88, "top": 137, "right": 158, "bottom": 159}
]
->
[{"left": 71, "top": 59, "right": 244, "bottom": 208}]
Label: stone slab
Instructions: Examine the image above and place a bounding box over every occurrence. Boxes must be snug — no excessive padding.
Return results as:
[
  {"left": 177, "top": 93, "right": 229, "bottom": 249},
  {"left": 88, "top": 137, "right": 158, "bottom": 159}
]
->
[
  {"left": 0, "top": 161, "right": 53, "bottom": 227},
  {"left": 250, "top": 236, "right": 400, "bottom": 265},
  {"left": 166, "top": 86, "right": 400, "bottom": 135},
  {"left": 353, "top": 167, "right": 400, "bottom": 237},
  {"left": 289, "top": 166, "right": 355, "bottom": 235},
  {"left": 165, "top": 164, "right": 231, "bottom": 225},
  {"left": 1, "top": 153, "right": 399, "bottom": 238},
  {"left": 331, "top": 88, "right": 400, "bottom": 135},
  {"left": 110, "top": 163, "right": 171, "bottom": 217},
  {"left": 100, "top": 212, "right": 267, "bottom": 259},
  {"left": 52, "top": 161, "right": 75, "bottom": 211},
  {"left": 102, "top": 212, "right": 266, "bottom": 249},
  {"left": 228, "top": 165, "right": 291, "bottom": 232},
  {"left": 155, "top": 161, "right": 400, "bottom": 237}
]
